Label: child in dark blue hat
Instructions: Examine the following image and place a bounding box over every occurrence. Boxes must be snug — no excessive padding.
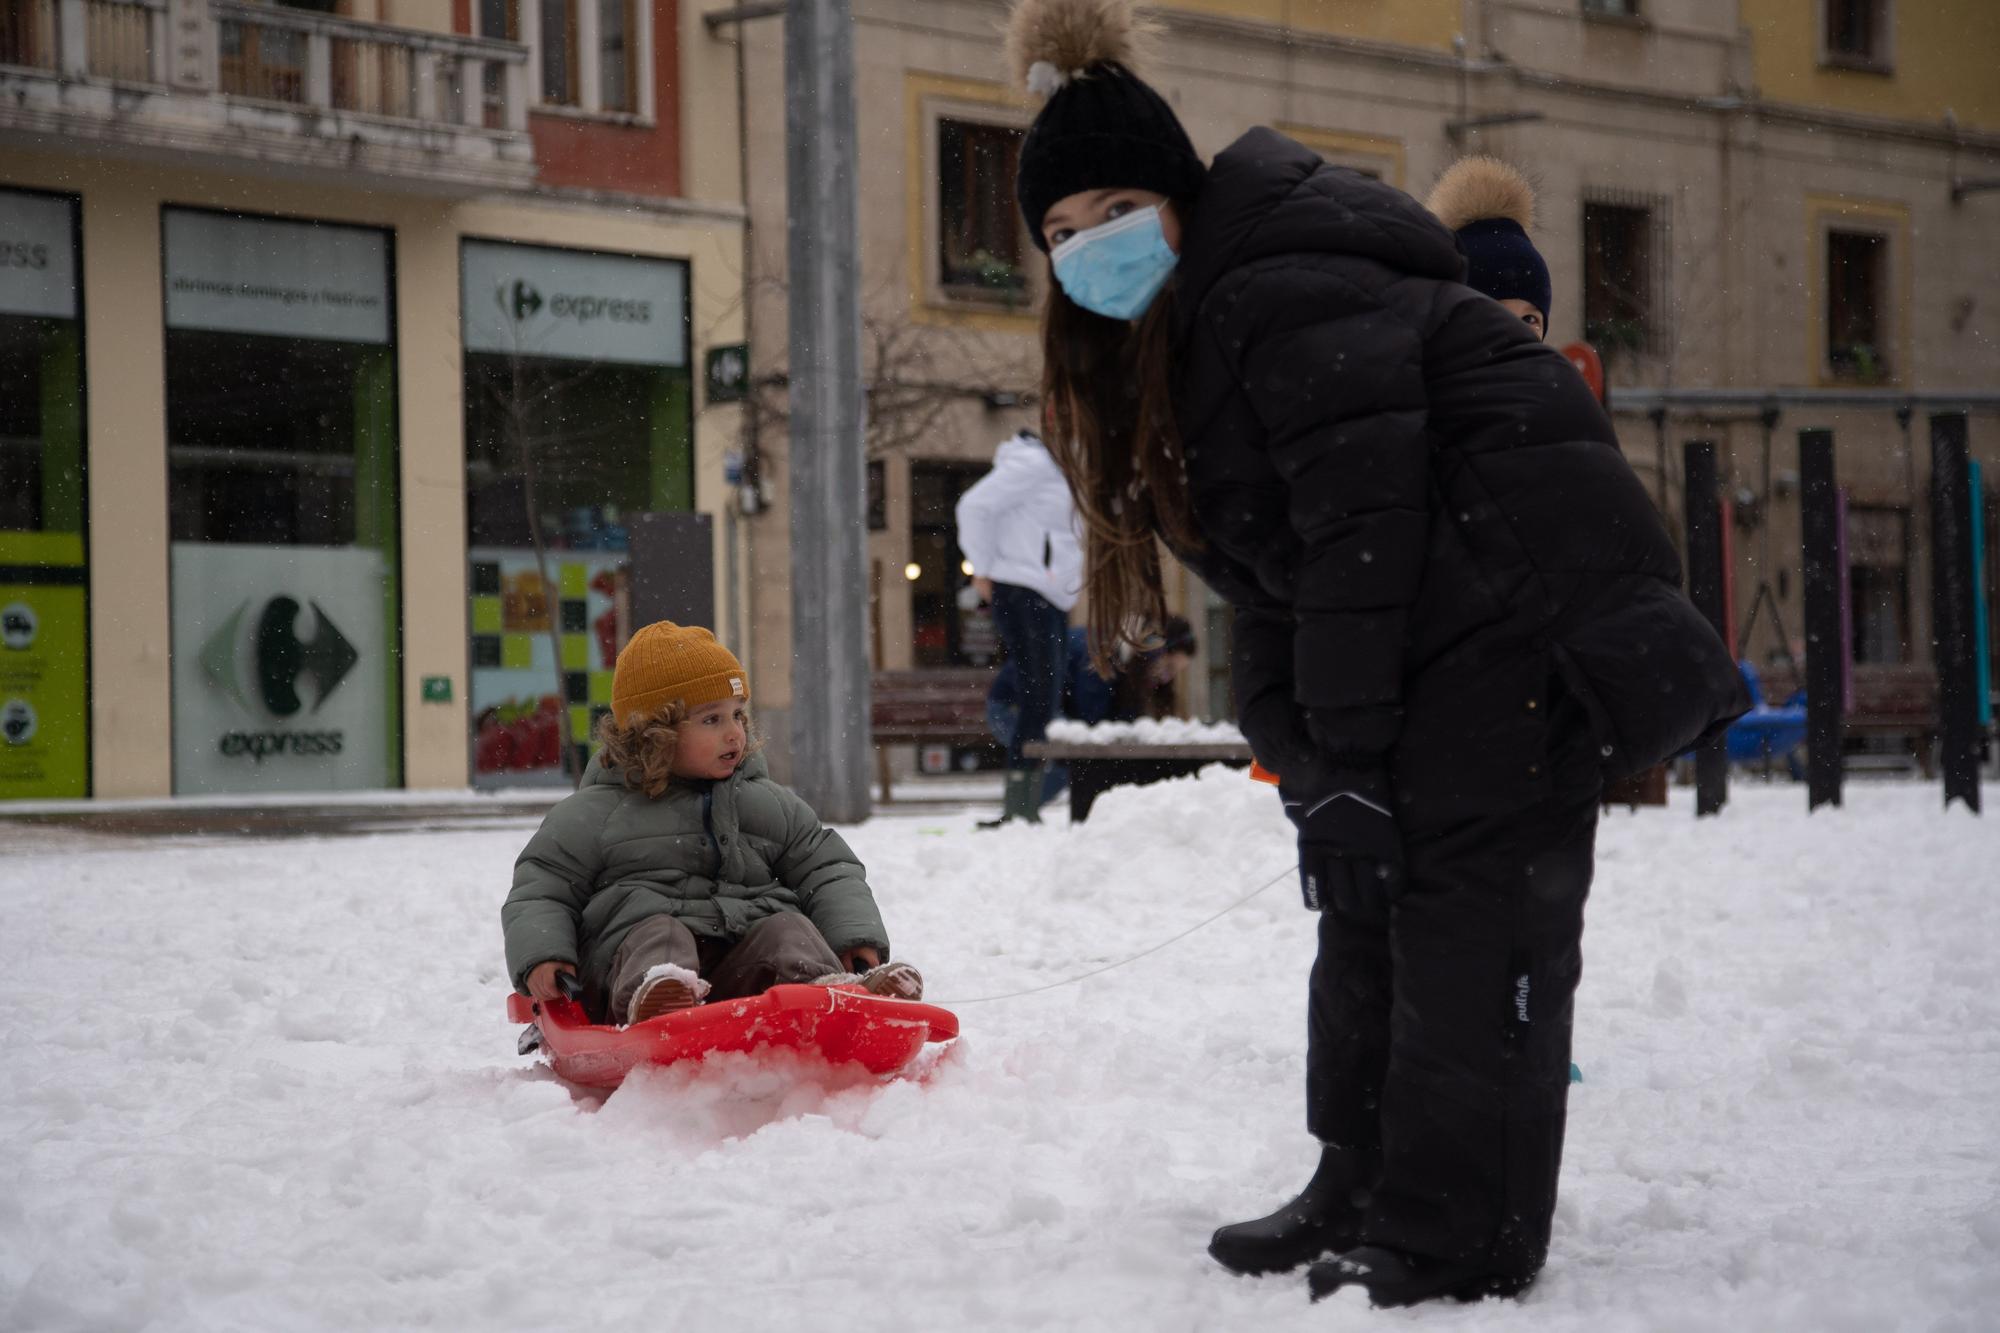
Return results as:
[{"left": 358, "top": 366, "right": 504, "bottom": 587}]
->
[{"left": 1427, "top": 156, "right": 1551, "bottom": 341}]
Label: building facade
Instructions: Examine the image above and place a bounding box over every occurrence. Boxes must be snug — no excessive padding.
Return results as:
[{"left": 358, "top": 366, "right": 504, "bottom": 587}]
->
[
  {"left": 717, "top": 0, "right": 1999, "bottom": 780},
  {"left": 1, "top": 0, "right": 751, "bottom": 800},
  {"left": 4, "top": 0, "right": 1996, "bottom": 800}
]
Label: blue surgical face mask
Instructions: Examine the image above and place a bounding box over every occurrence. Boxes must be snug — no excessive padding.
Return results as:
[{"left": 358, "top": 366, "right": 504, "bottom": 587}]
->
[{"left": 1051, "top": 204, "right": 1179, "bottom": 321}]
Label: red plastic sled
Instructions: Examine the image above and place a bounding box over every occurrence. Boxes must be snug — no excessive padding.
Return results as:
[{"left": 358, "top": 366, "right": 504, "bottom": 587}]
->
[{"left": 507, "top": 985, "right": 960, "bottom": 1089}]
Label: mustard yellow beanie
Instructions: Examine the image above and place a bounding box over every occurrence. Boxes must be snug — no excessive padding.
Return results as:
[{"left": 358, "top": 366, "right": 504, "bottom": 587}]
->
[{"left": 611, "top": 622, "right": 750, "bottom": 723}]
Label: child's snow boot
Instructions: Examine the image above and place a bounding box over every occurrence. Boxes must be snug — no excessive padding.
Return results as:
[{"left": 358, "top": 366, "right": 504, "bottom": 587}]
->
[
  {"left": 858, "top": 960, "right": 924, "bottom": 1000},
  {"left": 1207, "top": 1144, "right": 1372, "bottom": 1276},
  {"left": 627, "top": 965, "right": 709, "bottom": 1024},
  {"left": 1306, "top": 1245, "right": 1535, "bottom": 1307}
]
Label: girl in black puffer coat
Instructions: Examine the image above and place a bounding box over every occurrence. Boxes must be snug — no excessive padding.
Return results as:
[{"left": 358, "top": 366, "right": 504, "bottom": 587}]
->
[{"left": 1005, "top": 0, "right": 1745, "bottom": 1308}]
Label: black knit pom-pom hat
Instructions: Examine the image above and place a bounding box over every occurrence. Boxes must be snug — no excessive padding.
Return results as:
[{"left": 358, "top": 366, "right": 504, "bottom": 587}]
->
[
  {"left": 1006, "top": 0, "right": 1208, "bottom": 250},
  {"left": 1426, "top": 156, "right": 1553, "bottom": 322}
]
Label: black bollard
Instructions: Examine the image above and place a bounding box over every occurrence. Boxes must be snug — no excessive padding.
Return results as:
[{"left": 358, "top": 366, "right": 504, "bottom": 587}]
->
[
  {"left": 1800, "top": 431, "right": 1844, "bottom": 810},
  {"left": 1685, "top": 440, "right": 1729, "bottom": 817},
  {"left": 1929, "top": 413, "right": 1982, "bottom": 813}
]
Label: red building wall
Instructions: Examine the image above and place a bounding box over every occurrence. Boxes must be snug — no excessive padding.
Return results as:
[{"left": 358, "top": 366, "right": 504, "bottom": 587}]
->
[{"left": 454, "top": 0, "right": 682, "bottom": 200}]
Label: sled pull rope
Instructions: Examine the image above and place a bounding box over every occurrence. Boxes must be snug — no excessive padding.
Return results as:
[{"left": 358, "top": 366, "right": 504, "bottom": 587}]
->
[{"left": 935, "top": 863, "right": 1297, "bottom": 1006}]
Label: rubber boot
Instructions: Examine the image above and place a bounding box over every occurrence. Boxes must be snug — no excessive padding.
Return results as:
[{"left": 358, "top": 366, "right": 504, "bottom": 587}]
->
[
  {"left": 979, "top": 768, "right": 1043, "bottom": 828},
  {"left": 1207, "top": 1144, "right": 1374, "bottom": 1276},
  {"left": 1306, "top": 1245, "right": 1535, "bottom": 1307}
]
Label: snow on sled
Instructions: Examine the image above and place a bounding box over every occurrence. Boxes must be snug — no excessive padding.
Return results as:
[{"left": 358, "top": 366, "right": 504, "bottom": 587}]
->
[{"left": 508, "top": 982, "right": 960, "bottom": 1089}]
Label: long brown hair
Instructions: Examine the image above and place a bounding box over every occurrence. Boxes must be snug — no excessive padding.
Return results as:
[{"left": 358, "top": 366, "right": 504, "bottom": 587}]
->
[{"left": 1040, "top": 231, "right": 1203, "bottom": 677}]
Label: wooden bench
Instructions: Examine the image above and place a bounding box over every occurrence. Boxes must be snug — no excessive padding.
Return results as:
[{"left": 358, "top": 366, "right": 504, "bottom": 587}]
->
[
  {"left": 1027, "top": 737, "right": 1670, "bottom": 818},
  {"left": 1757, "top": 663, "right": 1941, "bottom": 776},
  {"left": 1024, "top": 738, "right": 1253, "bottom": 822},
  {"left": 871, "top": 668, "right": 997, "bottom": 801}
]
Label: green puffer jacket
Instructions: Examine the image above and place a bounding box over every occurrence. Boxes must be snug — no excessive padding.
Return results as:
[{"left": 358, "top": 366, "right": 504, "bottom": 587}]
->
[{"left": 501, "top": 751, "right": 888, "bottom": 994}]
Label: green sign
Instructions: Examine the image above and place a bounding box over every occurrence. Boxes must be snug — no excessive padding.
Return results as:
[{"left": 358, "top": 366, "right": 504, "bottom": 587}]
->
[
  {"left": 421, "top": 674, "right": 453, "bottom": 703},
  {"left": 705, "top": 343, "right": 749, "bottom": 405},
  {"left": 0, "top": 577, "right": 88, "bottom": 799}
]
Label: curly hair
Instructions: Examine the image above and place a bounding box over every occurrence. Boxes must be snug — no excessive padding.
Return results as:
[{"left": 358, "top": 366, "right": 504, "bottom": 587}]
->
[{"left": 594, "top": 702, "right": 763, "bottom": 798}]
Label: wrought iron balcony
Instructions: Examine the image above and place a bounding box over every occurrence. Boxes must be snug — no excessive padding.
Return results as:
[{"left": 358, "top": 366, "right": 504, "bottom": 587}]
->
[{"left": 1, "top": 0, "right": 533, "bottom": 192}]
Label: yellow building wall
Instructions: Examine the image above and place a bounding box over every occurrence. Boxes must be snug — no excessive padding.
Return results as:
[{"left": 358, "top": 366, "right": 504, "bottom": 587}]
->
[
  {"left": 1162, "top": 0, "right": 1459, "bottom": 52},
  {"left": 1741, "top": 0, "right": 2000, "bottom": 132},
  {"left": 0, "top": 148, "right": 742, "bottom": 797}
]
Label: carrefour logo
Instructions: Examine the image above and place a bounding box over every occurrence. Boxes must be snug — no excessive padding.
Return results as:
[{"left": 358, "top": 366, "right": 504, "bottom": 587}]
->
[
  {"left": 1, "top": 601, "right": 35, "bottom": 650},
  {"left": 498, "top": 278, "right": 652, "bottom": 327},
  {"left": 200, "top": 596, "right": 356, "bottom": 762},
  {"left": 1, "top": 698, "right": 33, "bottom": 745}
]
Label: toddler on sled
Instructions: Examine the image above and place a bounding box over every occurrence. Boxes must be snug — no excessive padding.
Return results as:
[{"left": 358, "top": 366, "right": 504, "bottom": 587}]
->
[{"left": 502, "top": 621, "right": 921, "bottom": 1026}]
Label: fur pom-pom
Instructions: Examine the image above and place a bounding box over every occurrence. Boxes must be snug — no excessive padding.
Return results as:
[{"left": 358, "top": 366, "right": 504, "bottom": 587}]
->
[
  {"left": 1426, "top": 156, "right": 1537, "bottom": 233},
  {"left": 1005, "top": 0, "right": 1147, "bottom": 98},
  {"left": 1026, "top": 60, "right": 1067, "bottom": 97}
]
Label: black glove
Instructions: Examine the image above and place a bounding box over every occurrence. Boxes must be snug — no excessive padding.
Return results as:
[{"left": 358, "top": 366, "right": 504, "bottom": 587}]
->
[
  {"left": 1282, "top": 763, "right": 1403, "bottom": 917},
  {"left": 1239, "top": 696, "right": 1319, "bottom": 782}
]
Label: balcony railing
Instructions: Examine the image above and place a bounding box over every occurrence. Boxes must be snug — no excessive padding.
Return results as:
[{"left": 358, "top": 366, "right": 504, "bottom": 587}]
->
[
  {"left": 3, "top": 0, "right": 162, "bottom": 80},
  {"left": 209, "top": 1, "right": 526, "bottom": 131},
  {"left": 1, "top": 0, "right": 58, "bottom": 72},
  {"left": 1, "top": 0, "right": 528, "bottom": 135}
]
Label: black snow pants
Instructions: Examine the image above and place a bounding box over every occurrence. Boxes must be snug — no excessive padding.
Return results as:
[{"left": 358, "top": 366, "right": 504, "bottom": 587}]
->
[{"left": 1305, "top": 682, "right": 1603, "bottom": 1279}]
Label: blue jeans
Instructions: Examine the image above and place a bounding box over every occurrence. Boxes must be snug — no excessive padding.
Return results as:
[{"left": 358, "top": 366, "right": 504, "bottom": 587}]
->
[{"left": 989, "top": 583, "right": 1066, "bottom": 771}]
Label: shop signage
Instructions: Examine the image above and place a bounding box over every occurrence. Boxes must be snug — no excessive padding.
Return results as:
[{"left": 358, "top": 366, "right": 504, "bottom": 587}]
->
[
  {"left": 164, "top": 210, "right": 390, "bottom": 345},
  {"left": 705, "top": 343, "right": 749, "bottom": 404},
  {"left": 0, "top": 190, "right": 77, "bottom": 321},
  {"left": 0, "top": 586, "right": 88, "bottom": 799},
  {"left": 171, "top": 544, "right": 393, "bottom": 793},
  {"left": 462, "top": 241, "right": 687, "bottom": 368}
]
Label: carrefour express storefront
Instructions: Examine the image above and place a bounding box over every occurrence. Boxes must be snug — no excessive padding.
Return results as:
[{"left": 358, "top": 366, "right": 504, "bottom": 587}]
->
[
  {"left": 0, "top": 132, "right": 744, "bottom": 803},
  {"left": 0, "top": 186, "right": 87, "bottom": 800},
  {"left": 459, "top": 239, "right": 693, "bottom": 789},
  {"left": 162, "top": 208, "right": 404, "bottom": 795}
]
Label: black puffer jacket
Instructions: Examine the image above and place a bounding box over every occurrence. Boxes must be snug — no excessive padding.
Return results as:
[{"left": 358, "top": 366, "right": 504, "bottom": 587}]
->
[{"left": 1170, "top": 129, "right": 1745, "bottom": 829}]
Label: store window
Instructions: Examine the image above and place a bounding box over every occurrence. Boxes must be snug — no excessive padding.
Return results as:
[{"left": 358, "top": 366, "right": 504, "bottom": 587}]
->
[
  {"left": 1826, "top": 228, "right": 1889, "bottom": 382},
  {"left": 596, "top": 0, "right": 635, "bottom": 113},
  {"left": 1, "top": 4, "right": 56, "bottom": 69},
  {"left": 480, "top": 0, "right": 644, "bottom": 114},
  {"left": 1582, "top": 199, "right": 1659, "bottom": 357},
  {"left": 1823, "top": 0, "right": 1891, "bottom": 70},
  {"left": 910, "top": 460, "right": 994, "bottom": 667},
  {"left": 1846, "top": 504, "right": 1908, "bottom": 665},
  {"left": 0, "top": 188, "right": 88, "bottom": 799},
  {"left": 461, "top": 239, "right": 691, "bottom": 786},
  {"left": 937, "top": 118, "right": 1028, "bottom": 305},
  {"left": 164, "top": 208, "right": 401, "bottom": 795}
]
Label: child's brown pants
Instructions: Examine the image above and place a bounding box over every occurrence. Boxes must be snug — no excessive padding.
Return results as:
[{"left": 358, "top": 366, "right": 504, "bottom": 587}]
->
[{"left": 604, "top": 912, "right": 844, "bottom": 1021}]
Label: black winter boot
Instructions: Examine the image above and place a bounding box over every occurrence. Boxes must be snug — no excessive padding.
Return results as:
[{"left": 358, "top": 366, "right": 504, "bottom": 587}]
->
[
  {"left": 1306, "top": 1245, "right": 1535, "bottom": 1307},
  {"left": 1206, "top": 1145, "right": 1371, "bottom": 1276}
]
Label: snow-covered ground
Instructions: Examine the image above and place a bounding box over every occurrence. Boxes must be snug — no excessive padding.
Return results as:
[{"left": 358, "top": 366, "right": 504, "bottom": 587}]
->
[{"left": 3, "top": 774, "right": 1997, "bottom": 1332}]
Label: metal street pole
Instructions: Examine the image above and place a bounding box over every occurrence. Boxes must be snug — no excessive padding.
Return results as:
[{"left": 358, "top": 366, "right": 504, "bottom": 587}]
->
[
  {"left": 784, "top": 0, "right": 870, "bottom": 822},
  {"left": 1684, "top": 439, "right": 1730, "bottom": 817},
  {"left": 1799, "top": 430, "right": 1844, "bottom": 810}
]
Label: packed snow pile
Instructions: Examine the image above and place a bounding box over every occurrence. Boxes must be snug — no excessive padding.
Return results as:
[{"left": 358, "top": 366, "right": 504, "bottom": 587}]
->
[
  {"left": 3, "top": 775, "right": 1998, "bottom": 1331},
  {"left": 1043, "top": 716, "right": 1247, "bottom": 745}
]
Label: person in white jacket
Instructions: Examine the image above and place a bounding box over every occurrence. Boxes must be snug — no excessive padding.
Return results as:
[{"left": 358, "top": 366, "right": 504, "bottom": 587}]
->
[{"left": 955, "top": 428, "right": 1084, "bottom": 824}]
